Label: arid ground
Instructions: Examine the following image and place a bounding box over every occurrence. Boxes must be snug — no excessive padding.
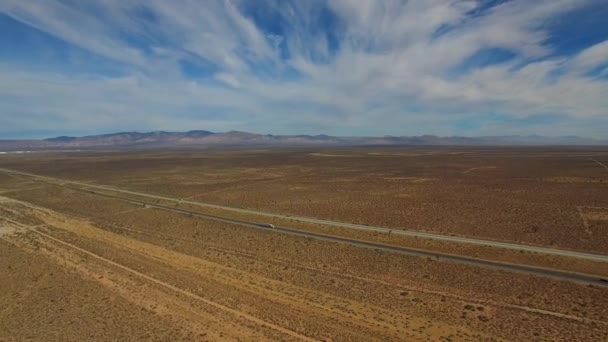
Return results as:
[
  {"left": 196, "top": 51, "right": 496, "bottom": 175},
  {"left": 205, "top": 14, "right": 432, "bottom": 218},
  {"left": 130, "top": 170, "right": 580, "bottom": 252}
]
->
[{"left": 1, "top": 147, "right": 607, "bottom": 341}]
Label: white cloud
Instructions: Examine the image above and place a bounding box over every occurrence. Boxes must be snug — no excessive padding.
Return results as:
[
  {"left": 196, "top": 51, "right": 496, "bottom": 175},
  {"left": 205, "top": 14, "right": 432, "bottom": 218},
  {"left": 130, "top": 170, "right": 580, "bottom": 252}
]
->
[
  {"left": 0, "top": 0, "right": 607, "bottom": 138},
  {"left": 214, "top": 72, "right": 241, "bottom": 88},
  {"left": 0, "top": 0, "right": 147, "bottom": 66},
  {"left": 571, "top": 40, "right": 608, "bottom": 71}
]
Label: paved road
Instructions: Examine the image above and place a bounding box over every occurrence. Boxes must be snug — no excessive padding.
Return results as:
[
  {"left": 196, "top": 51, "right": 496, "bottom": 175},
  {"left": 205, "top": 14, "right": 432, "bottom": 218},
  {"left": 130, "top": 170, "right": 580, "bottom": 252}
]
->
[
  {"left": 4, "top": 173, "right": 608, "bottom": 287},
  {"left": 2, "top": 167, "right": 608, "bottom": 263}
]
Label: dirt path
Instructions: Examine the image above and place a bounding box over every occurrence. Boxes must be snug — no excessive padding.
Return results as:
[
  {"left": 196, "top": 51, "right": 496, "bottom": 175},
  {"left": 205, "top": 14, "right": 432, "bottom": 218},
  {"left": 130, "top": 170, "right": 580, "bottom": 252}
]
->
[
  {"left": 2, "top": 194, "right": 608, "bottom": 340},
  {"left": 1, "top": 197, "right": 488, "bottom": 341},
  {"left": 32, "top": 229, "right": 309, "bottom": 341},
  {"left": 591, "top": 158, "right": 608, "bottom": 173},
  {"left": 463, "top": 166, "right": 497, "bottom": 174},
  {"left": 34, "top": 219, "right": 479, "bottom": 340}
]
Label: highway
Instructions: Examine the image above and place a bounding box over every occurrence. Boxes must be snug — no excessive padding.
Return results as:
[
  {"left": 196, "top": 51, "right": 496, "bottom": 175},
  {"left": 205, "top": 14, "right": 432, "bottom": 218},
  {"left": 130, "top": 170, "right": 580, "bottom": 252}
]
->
[
  {"left": 2, "top": 167, "right": 607, "bottom": 263},
  {"left": 1, "top": 167, "right": 608, "bottom": 287}
]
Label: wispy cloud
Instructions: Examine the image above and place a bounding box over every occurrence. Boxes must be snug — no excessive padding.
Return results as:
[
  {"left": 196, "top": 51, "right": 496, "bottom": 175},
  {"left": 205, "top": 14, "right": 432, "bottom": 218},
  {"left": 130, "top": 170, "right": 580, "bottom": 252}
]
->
[{"left": 0, "top": 0, "right": 607, "bottom": 138}]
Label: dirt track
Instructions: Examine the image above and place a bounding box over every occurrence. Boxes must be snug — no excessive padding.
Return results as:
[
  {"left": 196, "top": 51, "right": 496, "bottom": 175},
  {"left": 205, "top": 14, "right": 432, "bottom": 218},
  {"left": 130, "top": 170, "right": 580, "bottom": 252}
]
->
[
  {"left": 2, "top": 195, "right": 608, "bottom": 341},
  {"left": 1, "top": 197, "right": 485, "bottom": 341},
  {"left": 2, "top": 148, "right": 608, "bottom": 340}
]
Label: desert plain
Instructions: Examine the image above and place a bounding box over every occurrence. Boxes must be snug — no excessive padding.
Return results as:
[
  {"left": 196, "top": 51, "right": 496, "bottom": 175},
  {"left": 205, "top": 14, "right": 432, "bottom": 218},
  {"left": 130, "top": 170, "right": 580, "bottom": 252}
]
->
[{"left": 1, "top": 147, "right": 608, "bottom": 341}]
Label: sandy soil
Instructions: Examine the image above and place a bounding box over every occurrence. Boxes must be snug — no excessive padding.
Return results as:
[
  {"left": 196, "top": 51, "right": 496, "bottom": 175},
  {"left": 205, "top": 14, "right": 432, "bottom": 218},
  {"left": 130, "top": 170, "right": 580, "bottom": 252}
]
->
[
  {"left": 1, "top": 148, "right": 608, "bottom": 340},
  {"left": 1, "top": 147, "right": 607, "bottom": 253},
  {"left": 0, "top": 194, "right": 607, "bottom": 341}
]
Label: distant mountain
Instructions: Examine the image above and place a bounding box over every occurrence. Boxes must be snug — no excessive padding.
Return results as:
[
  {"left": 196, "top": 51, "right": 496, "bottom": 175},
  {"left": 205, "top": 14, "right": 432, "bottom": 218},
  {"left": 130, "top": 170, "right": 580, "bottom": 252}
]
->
[
  {"left": 0, "top": 130, "right": 606, "bottom": 151},
  {"left": 44, "top": 136, "right": 77, "bottom": 143}
]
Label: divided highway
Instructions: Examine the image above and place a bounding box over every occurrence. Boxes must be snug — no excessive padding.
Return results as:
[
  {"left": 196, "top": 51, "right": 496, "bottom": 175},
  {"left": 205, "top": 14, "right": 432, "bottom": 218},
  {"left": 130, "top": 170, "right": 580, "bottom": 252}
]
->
[
  {"left": 1, "top": 167, "right": 608, "bottom": 287},
  {"left": 2, "top": 167, "right": 607, "bottom": 262}
]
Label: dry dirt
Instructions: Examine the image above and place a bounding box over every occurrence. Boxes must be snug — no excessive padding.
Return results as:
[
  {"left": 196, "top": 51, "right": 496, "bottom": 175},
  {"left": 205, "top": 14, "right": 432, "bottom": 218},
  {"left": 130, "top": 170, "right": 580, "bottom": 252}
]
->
[
  {"left": 1, "top": 148, "right": 608, "bottom": 340},
  {"left": 1, "top": 147, "right": 607, "bottom": 253},
  {"left": 1, "top": 196, "right": 608, "bottom": 341}
]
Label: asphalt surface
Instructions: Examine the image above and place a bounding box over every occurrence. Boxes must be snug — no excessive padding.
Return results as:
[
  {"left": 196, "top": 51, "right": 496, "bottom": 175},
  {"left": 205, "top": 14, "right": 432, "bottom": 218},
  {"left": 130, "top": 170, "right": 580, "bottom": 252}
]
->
[
  {"left": 0, "top": 167, "right": 607, "bottom": 287},
  {"left": 2, "top": 167, "right": 607, "bottom": 262}
]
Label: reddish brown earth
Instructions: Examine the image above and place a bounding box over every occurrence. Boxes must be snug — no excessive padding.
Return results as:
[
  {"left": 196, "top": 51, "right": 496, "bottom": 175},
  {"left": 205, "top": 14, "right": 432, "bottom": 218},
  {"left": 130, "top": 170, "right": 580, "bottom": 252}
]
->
[
  {"left": 1, "top": 147, "right": 607, "bottom": 253},
  {"left": 1, "top": 148, "right": 607, "bottom": 340}
]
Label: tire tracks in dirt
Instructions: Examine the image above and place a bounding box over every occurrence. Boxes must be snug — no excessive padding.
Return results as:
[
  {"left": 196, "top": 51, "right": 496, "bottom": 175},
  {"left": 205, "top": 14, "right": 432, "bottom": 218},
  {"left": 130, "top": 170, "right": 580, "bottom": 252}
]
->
[
  {"left": 590, "top": 158, "right": 608, "bottom": 173},
  {"left": 33, "top": 219, "right": 463, "bottom": 340},
  {"left": 2, "top": 197, "right": 488, "bottom": 340},
  {"left": 89, "top": 218, "right": 608, "bottom": 327},
  {"left": 30, "top": 229, "right": 316, "bottom": 342},
  {"left": 4, "top": 196, "right": 608, "bottom": 328}
]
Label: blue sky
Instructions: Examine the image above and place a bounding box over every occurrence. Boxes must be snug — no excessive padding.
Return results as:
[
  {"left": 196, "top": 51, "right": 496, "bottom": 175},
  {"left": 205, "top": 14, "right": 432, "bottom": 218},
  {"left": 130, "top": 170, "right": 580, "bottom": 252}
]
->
[{"left": 1, "top": 0, "right": 607, "bottom": 139}]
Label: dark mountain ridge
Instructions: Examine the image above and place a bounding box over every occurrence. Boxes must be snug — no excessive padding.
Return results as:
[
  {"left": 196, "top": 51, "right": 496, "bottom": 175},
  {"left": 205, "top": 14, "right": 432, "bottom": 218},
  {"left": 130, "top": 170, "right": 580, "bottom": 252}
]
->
[{"left": 0, "top": 130, "right": 606, "bottom": 151}]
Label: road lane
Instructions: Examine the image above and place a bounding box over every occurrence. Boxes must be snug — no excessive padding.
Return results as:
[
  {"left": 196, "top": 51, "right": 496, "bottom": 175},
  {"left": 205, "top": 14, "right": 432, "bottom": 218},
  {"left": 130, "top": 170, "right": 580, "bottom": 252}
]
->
[
  {"left": 1, "top": 167, "right": 608, "bottom": 263},
  {"left": 1, "top": 168, "right": 607, "bottom": 287}
]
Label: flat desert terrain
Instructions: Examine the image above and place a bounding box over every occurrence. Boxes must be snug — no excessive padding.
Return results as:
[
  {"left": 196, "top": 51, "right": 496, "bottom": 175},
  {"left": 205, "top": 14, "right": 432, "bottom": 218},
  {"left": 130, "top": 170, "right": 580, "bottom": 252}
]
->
[{"left": 1, "top": 147, "right": 607, "bottom": 341}]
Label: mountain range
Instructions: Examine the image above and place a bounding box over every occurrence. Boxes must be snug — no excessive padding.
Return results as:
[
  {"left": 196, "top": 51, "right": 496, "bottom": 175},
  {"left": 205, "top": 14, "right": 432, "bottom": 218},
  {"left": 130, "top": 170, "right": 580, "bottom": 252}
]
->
[{"left": 0, "top": 130, "right": 606, "bottom": 151}]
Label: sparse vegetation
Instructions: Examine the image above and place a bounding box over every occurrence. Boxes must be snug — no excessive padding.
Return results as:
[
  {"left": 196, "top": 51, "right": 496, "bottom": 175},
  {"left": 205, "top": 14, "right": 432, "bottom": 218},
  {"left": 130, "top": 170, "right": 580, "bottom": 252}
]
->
[{"left": 0, "top": 147, "right": 607, "bottom": 340}]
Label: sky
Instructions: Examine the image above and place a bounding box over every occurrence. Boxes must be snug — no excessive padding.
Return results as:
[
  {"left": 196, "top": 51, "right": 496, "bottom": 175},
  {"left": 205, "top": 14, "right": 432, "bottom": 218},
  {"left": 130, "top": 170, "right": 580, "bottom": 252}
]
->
[{"left": 1, "top": 0, "right": 608, "bottom": 139}]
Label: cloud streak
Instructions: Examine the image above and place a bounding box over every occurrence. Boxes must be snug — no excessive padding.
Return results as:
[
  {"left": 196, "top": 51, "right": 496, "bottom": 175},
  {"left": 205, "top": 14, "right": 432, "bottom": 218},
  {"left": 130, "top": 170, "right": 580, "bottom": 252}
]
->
[{"left": 0, "top": 0, "right": 607, "bottom": 138}]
